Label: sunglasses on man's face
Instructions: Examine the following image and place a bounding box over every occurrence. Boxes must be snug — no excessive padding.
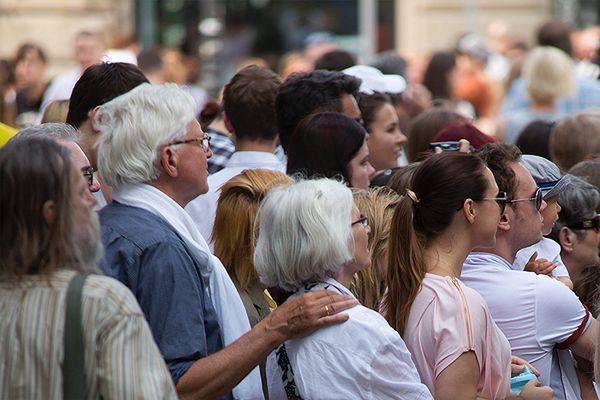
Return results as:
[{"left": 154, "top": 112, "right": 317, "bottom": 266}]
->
[
  {"left": 505, "top": 188, "right": 544, "bottom": 211},
  {"left": 567, "top": 214, "right": 600, "bottom": 232}
]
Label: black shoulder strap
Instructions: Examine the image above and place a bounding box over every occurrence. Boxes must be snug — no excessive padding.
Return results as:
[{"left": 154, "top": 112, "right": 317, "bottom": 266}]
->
[
  {"left": 275, "top": 343, "right": 304, "bottom": 400},
  {"left": 63, "top": 273, "right": 89, "bottom": 400}
]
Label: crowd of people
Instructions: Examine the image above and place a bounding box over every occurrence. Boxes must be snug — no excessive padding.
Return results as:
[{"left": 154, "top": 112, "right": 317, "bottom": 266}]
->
[{"left": 2, "top": 15, "right": 600, "bottom": 400}]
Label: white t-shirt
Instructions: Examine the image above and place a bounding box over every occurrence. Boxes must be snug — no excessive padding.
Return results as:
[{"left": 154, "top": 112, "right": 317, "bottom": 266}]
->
[
  {"left": 185, "top": 151, "right": 285, "bottom": 247},
  {"left": 513, "top": 237, "right": 570, "bottom": 277},
  {"left": 461, "top": 252, "right": 590, "bottom": 400},
  {"left": 267, "top": 279, "right": 432, "bottom": 400}
]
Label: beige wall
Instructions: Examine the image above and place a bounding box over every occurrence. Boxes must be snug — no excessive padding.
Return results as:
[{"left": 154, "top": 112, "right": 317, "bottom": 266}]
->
[
  {"left": 395, "top": 0, "right": 553, "bottom": 57},
  {"left": 0, "top": 0, "right": 134, "bottom": 76}
]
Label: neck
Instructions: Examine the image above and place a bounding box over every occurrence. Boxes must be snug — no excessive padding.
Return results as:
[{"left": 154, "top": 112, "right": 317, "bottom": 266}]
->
[
  {"left": 560, "top": 254, "right": 584, "bottom": 286},
  {"left": 234, "top": 138, "right": 277, "bottom": 153},
  {"left": 150, "top": 180, "right": 189, "bottom": 209},
  {"left": 77, "top": 122, "right": 97, "bottom": 169},
  {"left": 423, "top": 229, "right": 472, "bottom": 278},
  {"left": 472, "top": 242, "right": 515, "bottom": 264},
  {"left": 336, "top": 266, "right": 355, "bottom": 289}
]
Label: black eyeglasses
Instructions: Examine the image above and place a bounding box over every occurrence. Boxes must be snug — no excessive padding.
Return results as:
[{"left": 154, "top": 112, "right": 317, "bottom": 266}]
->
[
  {"left": 168, "top": 134, "right": 211, "bottom": 151},
  {"left": 82, "top": 166, "right": 96, "bottom": 187},
  {"left": 505, "top": 188, "right": 544, "bottom": 211},
  {"left": 567, "top": 214, "right": 600, "bottom": 232},
  {"left": 481, "top": 191, "right": 509, "bottom": 214},
  {"left": 352, "top": 214, "right": 369, "bottom": 227}
]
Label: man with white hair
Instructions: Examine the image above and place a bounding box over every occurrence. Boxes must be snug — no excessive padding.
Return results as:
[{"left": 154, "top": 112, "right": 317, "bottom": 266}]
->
[{"left": 97, "top": 83, "right": 357, "bottom": 399}]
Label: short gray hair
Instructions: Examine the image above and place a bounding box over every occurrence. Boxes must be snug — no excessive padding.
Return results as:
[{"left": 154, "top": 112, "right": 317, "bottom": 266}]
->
[
  {"left": 13, "top": 123, "right": 79, "bottom": 142},
  {"left": 95, "top": 83, "right": 196, "bottom": 189},
  {"left": 551, "top": 175, "right": 600, "bottom": 239},
  {"left": 254, "top": 178, "right": 354, "bottom": 291}
]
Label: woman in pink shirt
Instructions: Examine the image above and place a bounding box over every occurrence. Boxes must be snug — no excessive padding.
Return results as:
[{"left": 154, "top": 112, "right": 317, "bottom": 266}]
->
[{"left": 382, "top": 152, "right": 552, "bottom": 399}]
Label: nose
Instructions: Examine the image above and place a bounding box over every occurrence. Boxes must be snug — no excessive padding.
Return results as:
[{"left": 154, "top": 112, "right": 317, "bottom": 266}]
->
[
  {"left": 539, "top": 199, "right": 547, "bottom": 212},
  {"left": 397, "top": 129, "right": 407, "bottom": 146},
  {"left": 367, "top": 162, "right": 376, "bottom": 178}
]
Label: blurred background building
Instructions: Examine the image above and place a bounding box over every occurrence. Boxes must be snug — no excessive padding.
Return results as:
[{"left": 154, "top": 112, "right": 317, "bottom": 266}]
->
[{"left": 0, "top": 0, "right": 597, "bottom": 95}]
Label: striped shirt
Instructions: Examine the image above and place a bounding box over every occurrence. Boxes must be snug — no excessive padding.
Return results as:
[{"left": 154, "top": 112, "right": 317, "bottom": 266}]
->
[{"left": 0, "top": 269, "right": 177, "bottom": 400}]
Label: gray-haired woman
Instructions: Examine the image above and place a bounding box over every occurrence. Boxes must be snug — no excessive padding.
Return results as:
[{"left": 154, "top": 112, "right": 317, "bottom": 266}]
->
[{"left": 254, "top": 178, "right": 432, "bottom": 399}]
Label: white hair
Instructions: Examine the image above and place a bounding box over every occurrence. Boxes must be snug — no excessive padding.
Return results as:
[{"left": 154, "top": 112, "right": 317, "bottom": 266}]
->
[
  {"left": 254, "top": 178, "right": 354, "bottom": 291},
  {"left": 95, "top": 83, "right": 196, "bottom": 189},
  {"left": 524, "top": 46, "right": 575, "bottom": 104}
]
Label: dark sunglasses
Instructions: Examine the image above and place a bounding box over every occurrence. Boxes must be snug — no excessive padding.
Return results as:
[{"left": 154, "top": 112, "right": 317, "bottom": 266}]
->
[{"left": 567, "top": 214, "right": 600, "bottom": 232}]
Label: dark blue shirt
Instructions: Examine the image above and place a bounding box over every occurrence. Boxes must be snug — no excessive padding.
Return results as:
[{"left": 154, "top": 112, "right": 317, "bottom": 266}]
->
[{"left": 100, "top": 202, "right": 224, "bottom": 385}]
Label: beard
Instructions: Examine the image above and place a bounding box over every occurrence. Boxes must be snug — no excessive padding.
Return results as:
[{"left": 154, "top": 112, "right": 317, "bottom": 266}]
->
[{"left": 73, "top": 210, "right": 104, "bottom": 269}]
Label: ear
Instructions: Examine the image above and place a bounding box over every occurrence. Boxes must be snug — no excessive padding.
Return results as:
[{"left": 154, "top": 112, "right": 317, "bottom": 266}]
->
[
  {"left": 222, "top": 112, "right": 235, "bottom": 135},
  {"left": 88, "top": 106, "right": 102, "bottom": 133},
  {"left": 42, "top": 200, "right": 56, "bottom": 226},
  {"left": 497, "top": 210, "right": 511, "bottom": 232},
  {"left": 158, "top": 145, "right": 179, "bottom": 178},
  {"left": 558, "top": 226, "right": 575, "bottom": 253},
  {"left": 463, "top": 198, "right": 476, "bottom": 224}
]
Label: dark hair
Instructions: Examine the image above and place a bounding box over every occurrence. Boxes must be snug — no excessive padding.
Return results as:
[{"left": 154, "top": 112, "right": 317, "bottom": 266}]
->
[
  {"left": 14, "top": 43, "right": 47, "bottom": 64},
  {"left": 476, "top": 143, "right": 522, "bottom": 200},
  {"left": 287, "top": 112, "right": 365, "bottom": 184},
  {"left": 0, "top": 137, "right": 82, "bottom": 278},
  {"left": 358, "top": 92, "right": 393, "bottom": 133},
  {"left": 515, "top": 120, "right": 554, "bottom": 159},
  {"left": 276, "top": 70, "right": 360, "bottom": 152},
  {"left": 406, "top": 107, "right": 469, "bottom": 162},
  {"left": 537, "top": 18, "right": 572, "bottom": 56},
  {"left": 382, "top": 153, "right": 488, "bottom": 335},
  {"left": 66, "top": 62, "right": 149, "bottom": 128},
  {"left": 223, "top": 65, "right": 281, "bottom": 142},
  {"left": 314, "top": 49, "right": 356, "bottom": 71},
  {"left": 433, "top": 123, "right": 496, "bottom": 149},
  {"left": 422, "top": 52, "right": 456, "bottom": 100}
]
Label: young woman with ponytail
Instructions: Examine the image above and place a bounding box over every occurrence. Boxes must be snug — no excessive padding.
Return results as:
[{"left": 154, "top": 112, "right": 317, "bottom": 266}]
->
[{"left": 381, "top": 152, "right": 553, "bottom": 400}]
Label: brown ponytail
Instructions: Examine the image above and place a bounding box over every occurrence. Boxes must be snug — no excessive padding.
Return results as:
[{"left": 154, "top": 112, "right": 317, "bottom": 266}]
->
[{"left": 382, "top": 194, "right": 426, "bottom": 335}]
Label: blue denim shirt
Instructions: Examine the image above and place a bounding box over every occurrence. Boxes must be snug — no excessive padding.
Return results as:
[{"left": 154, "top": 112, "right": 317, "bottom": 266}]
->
[{"left": 100, "top": 202, "right": 224, "bottom": 387}]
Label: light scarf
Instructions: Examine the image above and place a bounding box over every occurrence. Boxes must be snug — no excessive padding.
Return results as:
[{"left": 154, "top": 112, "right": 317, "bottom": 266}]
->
[{"left": 112, "top": 183, "right": 263, "bottom": 399}]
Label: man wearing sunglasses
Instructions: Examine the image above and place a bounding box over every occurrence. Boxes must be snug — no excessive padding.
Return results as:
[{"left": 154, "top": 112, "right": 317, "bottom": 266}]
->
[{"left": 461, "top": 143, "right": 598, "bottom": 400}]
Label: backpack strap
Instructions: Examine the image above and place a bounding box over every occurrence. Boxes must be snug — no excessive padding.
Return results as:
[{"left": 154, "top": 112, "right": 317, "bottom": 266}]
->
[{"left": 63, "top": 273, "right": 89, "bottom": 400}]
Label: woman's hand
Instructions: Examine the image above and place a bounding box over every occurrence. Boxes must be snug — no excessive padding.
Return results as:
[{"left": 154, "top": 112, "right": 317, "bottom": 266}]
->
[{"left": 511, "top": 356, "right": 540, "bottom": 377}]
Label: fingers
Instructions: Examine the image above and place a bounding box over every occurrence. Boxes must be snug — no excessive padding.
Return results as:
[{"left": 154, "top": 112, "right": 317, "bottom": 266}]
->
[
  {"left": 458, "top": 139, "right": 471, "bottom": 153},
  {"left": 538, "top": 261, "right": 557, "bottom": 276},
  {"left": 527, "top": 251, "right": 538, "bottom": 263}
]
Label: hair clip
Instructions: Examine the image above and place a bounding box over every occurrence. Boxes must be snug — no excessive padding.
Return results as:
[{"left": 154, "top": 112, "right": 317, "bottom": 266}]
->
[{"left": 405, "top": 189, "right": 420, "bottom": 204}]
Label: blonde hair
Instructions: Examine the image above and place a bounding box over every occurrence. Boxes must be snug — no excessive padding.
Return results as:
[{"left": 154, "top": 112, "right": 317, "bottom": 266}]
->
[
  {"left": 212, "top": 169, "right": 292, "bottom": 290},
  {"left": 523, "top": 46, "right": 574, "bottom": 105},
  {"left": 41, "top": 100, "right": 70, "bottom": 123},
  {"left": 351, "top": 187, "right": 400, "bottom": 310}
]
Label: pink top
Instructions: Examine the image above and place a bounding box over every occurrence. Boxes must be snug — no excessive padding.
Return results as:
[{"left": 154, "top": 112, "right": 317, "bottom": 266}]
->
[{"left": 404, "top": 273, "right": 511, "bottom": 399}]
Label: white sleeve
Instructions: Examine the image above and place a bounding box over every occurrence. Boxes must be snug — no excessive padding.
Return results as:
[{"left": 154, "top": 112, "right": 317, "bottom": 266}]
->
[
  {"left": 368, "top": 336, "right": 433, "bottom": 400},
  {"left": 535, "top": 277, "right": 588, "bottom": 346}
]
